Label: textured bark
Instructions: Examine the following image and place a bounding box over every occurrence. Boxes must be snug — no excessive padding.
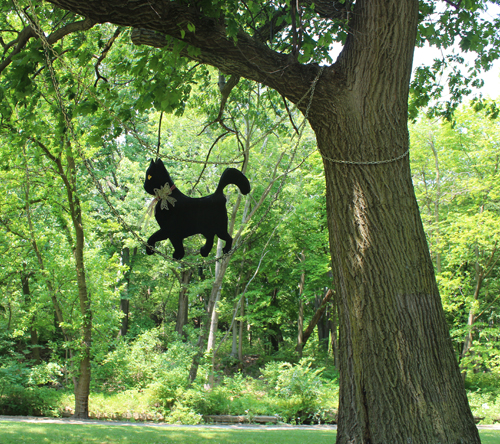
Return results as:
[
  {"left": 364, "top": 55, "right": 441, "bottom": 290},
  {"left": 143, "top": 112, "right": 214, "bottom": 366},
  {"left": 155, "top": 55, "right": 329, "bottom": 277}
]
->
[
  {"left": 40, "top": 0, "right": 480, "bottom": 440},
  {"left": 312, "top": 2, "right": 480, "bottom": 440},
  {"left": 175, "top": 269, "right": 192, "bottom": 336}
]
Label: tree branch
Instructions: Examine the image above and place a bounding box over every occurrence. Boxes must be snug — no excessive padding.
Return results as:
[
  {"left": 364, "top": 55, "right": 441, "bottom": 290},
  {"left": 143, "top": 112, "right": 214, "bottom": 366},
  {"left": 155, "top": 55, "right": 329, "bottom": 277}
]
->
[
  {"left": 0, "top": 16, "right": 96, "bottom": 75},
  {"left": 94, "top": 26, "right": 122, "bottom": 87},
  {"left": 197, "top": 73, "right": 240, "bottom": 135},
  {"left": 295, "top": 288, "right": 334, "bottom": 351},
  {"left": 441, "top": 0, "right": 462, "bottom": 10},
  {"left": 46, "top": 0, "right": 324, "bottom": 107},
  {"left": 302, "top": 0, "right": 352, "bottom": 20}
]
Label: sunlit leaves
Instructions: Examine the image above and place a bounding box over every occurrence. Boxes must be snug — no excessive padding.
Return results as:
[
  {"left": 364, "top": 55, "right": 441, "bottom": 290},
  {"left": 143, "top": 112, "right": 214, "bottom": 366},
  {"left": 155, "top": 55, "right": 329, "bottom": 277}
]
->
[
  {"left": 410, "top": 104, "right": 500, "bottom": 372},
  {"left": 413, "top": 0, "right": 500, "bottom": 119}
]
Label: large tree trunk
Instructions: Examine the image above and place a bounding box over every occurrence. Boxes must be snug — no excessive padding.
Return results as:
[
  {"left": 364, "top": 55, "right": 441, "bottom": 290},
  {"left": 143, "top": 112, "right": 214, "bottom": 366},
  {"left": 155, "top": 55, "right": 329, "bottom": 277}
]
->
[{"left": 308, "top": 2, "right": 479, "bottom": 441}]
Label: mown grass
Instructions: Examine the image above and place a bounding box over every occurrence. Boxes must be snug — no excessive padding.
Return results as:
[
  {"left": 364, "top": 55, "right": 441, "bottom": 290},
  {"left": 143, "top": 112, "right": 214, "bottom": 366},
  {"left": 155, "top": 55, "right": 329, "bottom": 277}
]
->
[
  {"left": 0, "top": 421, "right": 335, "bottom": 444},
  {"left": 1, "top": 421, "right": 500, "bottom": 444}
]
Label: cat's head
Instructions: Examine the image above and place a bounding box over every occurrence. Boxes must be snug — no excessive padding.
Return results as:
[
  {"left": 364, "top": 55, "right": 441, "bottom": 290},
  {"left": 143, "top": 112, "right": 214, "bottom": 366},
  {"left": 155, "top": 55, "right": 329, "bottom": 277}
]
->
[{"left": 144, "top": 158, "right": 174, "bottom": 196}]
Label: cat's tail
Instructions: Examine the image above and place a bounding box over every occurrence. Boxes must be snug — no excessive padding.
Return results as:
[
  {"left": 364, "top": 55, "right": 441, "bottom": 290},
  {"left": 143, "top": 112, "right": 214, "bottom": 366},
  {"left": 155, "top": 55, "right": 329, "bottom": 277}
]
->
[{"left": 215, "top": 168, "right": 251, "bottom": 195}]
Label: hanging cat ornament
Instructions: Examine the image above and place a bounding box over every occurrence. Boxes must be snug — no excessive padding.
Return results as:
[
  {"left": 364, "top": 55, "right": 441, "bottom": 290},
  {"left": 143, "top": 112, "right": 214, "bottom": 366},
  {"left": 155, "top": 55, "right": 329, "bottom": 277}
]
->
[{"left": 144, "top": 158, "right": 251, "bottom": 260}]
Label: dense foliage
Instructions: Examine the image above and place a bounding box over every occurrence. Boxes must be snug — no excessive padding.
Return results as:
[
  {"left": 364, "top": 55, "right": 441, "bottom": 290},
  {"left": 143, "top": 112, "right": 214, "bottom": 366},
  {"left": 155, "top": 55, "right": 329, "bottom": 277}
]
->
[{"left": 1, "top": 0, "right": 500, "bottom": 427}]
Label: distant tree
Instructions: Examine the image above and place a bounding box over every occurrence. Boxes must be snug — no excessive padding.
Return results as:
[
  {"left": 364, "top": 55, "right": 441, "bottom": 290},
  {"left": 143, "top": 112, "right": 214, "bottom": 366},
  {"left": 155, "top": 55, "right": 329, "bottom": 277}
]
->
[{"left": 411, "top": 105, "right": 500, "bottom": 381}]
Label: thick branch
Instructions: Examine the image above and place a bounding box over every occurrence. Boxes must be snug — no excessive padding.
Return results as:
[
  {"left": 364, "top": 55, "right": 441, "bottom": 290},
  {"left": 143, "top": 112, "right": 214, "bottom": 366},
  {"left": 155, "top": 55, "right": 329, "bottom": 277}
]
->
[
  {"left": 46, "top": 0, "right": 324, "bottom": 106},
  {"left": 302, "top": 0, "right": 352, "bottom": 20},
  {"left": 0, "top": 17, "right": 96, "bottom": 75}
]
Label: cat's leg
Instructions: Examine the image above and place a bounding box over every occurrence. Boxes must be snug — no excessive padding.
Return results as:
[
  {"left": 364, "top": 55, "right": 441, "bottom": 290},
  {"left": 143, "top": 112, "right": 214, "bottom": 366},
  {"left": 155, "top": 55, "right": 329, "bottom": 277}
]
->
[
  {"left": 217, "top": 230, "right": 233, "bottom": 255},
  {"left": 170, "top": 236, "right": 185, "bottom": 260},
  {"left": 200, "top": 234, "right": 214, "bottom": 257},
  {"left": 146, "top": 229, "right": 169, "bottom": 255}
]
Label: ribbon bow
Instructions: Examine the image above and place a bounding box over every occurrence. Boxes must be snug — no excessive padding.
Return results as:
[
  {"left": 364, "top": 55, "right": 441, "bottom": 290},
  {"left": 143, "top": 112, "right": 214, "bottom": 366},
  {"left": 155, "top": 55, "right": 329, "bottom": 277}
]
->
[{"left": 147, "top": 182, "right": 177, "bottom": 217}]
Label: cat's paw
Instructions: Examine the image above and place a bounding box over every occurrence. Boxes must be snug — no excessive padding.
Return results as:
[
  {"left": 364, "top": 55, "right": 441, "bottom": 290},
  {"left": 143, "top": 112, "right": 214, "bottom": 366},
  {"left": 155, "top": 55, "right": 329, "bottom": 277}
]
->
[
  {"left": 200, "top": 246, "right": 210, "bottom": 257},
  {"left": 173, "top": 250, "right": 185, "bottom": 260},
  {"left": 222, "top": 246, "right": 231, "bottom": 255},
  {"left": 146, "top": 244, "right": 155, "bottom": 255}
]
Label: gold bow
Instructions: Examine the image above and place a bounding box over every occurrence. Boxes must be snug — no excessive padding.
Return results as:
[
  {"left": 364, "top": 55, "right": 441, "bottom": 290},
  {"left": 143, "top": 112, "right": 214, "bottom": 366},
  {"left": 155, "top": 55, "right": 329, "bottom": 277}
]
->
[{"left": 147, "top": 183, "right": 177, "bottom": 217}]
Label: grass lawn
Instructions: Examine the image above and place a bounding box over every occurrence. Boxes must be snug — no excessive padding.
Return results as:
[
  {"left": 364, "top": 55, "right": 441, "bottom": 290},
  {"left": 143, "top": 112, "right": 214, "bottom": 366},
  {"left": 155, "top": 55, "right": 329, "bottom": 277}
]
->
[
  {"left": 0, "top": 422, "right": 335, "bottom": 444},
  {"left": 0, "top": 421, "right": 499, "bottom": 444}
]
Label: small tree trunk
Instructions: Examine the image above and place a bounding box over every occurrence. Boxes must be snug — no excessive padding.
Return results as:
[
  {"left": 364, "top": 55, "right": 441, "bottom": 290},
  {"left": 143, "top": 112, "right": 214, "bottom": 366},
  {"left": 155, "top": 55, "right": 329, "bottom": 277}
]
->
[
  {"left": 295, "top": 288, "right": 334, "bottom": 352},
  {"left": 231, "top": 302, "right": 238, "bottom": 357},
  {"left": 21, "top": 267, "right": 41, "bottom": 364},
  {"left": 460, "top": 241, "right": 499, "bottom": 380},
  {"left": 118, "top": 247, "right": 132, "bottom": 337},
  {"left": 175, "top": 269, "right": 192, "bottom": 336},
  {"left": 296, "top": 251, "right": 305, "bottom": 357},
  {"left": 429, "top": 137, "right": 442, "bottom": 274},
  {"left": 238, "top": 299, "right": 244, "bottom": 361},
  {"left": 64, "top": 146, "right": 92, "bottom": 419}
]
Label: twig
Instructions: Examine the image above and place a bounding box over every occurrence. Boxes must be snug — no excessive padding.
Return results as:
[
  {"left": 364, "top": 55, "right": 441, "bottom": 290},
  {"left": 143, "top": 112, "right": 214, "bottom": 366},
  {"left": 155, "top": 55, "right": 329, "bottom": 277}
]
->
[
  {"left": 189, "top": 131, "right": 229, "bottom": 195},
  {"left": 94, "top": 27, "right": 122, "bottom": 87}
]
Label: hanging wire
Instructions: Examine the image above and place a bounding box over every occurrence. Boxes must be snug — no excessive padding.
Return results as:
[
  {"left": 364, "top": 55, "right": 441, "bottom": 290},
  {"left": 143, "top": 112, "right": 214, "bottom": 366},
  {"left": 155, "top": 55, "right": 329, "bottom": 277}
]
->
[{"left": 156, "top": 111, "right": 164, "bottom": 161}]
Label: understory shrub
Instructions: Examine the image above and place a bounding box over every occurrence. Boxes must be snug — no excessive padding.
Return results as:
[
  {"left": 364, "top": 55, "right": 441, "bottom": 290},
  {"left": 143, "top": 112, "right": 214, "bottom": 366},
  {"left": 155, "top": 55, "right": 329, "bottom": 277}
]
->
[
  {"left": 0, "top": 360, "right": 63, "bottom": 416},
  {"left": 465, "top": 373, "right": 500, "bottom": 424},
  {"left": 93, "top": 329, "right": 166, "bottom": 390},
  {"left": 152, "top": 357, "right": 338, "bottom": 424},
  {"left": 165, "top": 402, "right": 203, "bottom": 425},
  {"left": 0, "top": 385, "right": 61, "bottom": 416}
]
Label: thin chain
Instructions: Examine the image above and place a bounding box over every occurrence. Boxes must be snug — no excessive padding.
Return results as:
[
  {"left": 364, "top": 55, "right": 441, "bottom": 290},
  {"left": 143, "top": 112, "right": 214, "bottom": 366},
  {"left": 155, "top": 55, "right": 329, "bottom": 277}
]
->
[
  {"left": 14, "top": 0, "right": 167, "bottom": 256},
  {"left": 321, "top": 148, "right": 410, "bottom": 166}
]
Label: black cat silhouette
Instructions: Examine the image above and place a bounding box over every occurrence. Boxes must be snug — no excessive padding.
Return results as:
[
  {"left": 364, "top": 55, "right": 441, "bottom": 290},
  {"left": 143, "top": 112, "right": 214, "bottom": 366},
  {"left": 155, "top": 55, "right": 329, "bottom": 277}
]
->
[{"left": 144, "top": 158, "right": 251, "bottom": 260}]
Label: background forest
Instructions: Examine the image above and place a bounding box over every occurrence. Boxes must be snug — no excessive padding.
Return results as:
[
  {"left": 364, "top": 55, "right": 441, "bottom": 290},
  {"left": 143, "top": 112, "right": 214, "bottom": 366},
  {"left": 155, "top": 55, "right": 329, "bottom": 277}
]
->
[{"left": 1, "top": 16, "right": 500, "bottom": 425}]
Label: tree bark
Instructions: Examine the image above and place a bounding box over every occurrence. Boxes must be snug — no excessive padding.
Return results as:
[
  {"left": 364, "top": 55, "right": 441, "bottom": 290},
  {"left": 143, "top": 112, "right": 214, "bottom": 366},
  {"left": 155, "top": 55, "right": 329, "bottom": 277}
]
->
[
  {"left": 313, "top": 2, "right": 479, "bottom": 440},
  {"left": 40, "top": 140, "right": 91, "bottom": 419},
  {"left": 64, "top": 147, "right": 92, "bottom": 419},
  {"left": 38, "top": 0, "right": 481, "bottom": 440},
  {"left": 175, "top": 268, "right": 192, "bottom": 337}
]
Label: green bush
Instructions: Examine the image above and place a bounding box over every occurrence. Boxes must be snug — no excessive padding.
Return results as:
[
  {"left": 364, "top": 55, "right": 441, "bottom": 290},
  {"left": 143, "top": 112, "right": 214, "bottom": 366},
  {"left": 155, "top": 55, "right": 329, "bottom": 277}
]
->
[
  {"left": 93, "top": 329, "right": 165, "bottom": 390},
  {"left": 0, "top": 385, "right": 61, "bottom": 417},
  {"left": 0, "top": 359, "right": 64, "bottom": 417},
  {"left": 465, "top": 373, "right": 500, "bottom": 424},
  {"left": 173, "top": 359, "right": 337, "bottom": 424},
  {"left": 165, "top": 402, "right": 203, "bottom": 425}
]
